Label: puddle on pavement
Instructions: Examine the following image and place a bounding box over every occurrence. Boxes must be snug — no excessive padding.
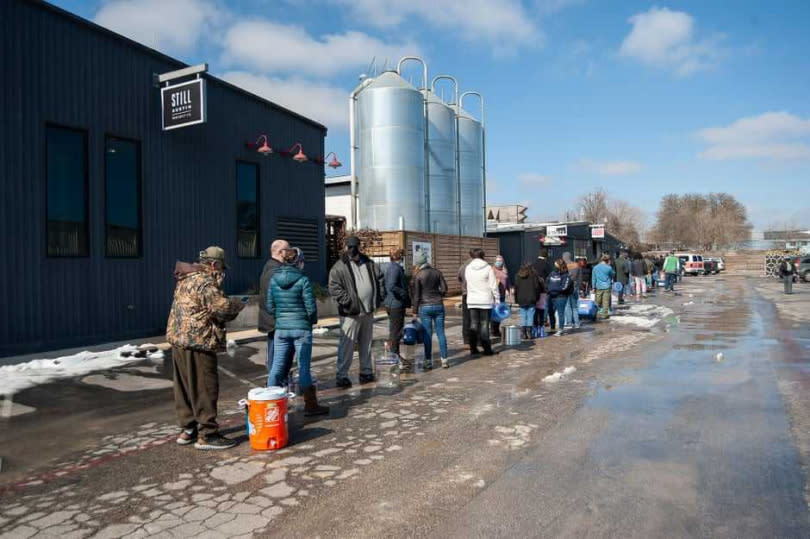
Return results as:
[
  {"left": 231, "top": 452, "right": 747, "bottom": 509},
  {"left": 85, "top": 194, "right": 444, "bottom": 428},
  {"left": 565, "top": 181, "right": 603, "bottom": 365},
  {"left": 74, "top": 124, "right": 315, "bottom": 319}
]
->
[{"left": 574, "top": 279, "right": 810, "bottom": 535}]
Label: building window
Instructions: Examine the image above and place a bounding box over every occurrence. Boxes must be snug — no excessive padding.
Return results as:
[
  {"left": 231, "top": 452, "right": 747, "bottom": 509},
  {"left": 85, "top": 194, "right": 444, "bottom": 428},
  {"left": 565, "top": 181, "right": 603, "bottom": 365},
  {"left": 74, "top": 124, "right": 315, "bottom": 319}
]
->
[
  {"left": 573, "top": 239, "right": 588, "bottom": 259},
  {"left": 276, "top": 217, "right": 320, "bottom": 264},
  {"left": 236, "top": 161, "right": 259, "bottom": 258},
  {"left": 47, "top": 125, "right": 89, "bottom": 257},
  {"left": 105, "top": 137, "right": 142, "bottom": 257}
]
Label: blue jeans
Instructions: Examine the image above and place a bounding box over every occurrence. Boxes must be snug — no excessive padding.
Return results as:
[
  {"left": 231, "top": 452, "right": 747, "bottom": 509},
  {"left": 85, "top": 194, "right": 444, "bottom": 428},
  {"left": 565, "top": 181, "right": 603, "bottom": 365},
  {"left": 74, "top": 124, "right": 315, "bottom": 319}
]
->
[
  {"left": 519, "top": 306, "right": 535, "bottom": 326},
  {"left": 565, "top": 293, "right": 580, "bottom": 328},
  {"left": 266, "top": 331, "right": 294, "bottom": 387},
  {"left": 418, "top": 304, "right": 448, "bottom": 360},
  {"left": 665, "top": 272, "right": 677, "bottom": 291},
  {"left": 551, "top": 296, "right": 568, "bottom": 330},
  {"left": 270, "top": 329, "right": 313, "bottom": 389}
]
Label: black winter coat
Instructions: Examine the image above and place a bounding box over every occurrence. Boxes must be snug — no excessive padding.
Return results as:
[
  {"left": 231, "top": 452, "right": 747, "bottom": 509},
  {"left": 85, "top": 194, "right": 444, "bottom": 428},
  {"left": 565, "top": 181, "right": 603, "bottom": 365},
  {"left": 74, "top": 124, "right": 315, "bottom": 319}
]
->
[{"left": 514, "top": 272, "right": 542, "bottom": 307}]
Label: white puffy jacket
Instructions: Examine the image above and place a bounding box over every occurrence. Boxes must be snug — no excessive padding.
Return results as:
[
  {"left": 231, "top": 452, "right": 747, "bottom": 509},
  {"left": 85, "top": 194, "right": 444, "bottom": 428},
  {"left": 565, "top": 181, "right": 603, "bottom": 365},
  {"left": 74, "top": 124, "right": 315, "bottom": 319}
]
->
[{"left": 465, "top": 258, "right": 499, "bottom": 309}]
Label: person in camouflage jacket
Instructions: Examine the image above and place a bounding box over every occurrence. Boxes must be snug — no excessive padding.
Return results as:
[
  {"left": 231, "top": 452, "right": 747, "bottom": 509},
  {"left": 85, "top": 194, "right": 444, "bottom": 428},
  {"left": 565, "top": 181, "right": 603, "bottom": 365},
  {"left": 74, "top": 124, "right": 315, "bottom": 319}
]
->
[
  {"left": 166, "top": 246, "right": 245, "bottom": 451},
  {"left": 166, "top": 261, "right": 244, "bottom": 352}
]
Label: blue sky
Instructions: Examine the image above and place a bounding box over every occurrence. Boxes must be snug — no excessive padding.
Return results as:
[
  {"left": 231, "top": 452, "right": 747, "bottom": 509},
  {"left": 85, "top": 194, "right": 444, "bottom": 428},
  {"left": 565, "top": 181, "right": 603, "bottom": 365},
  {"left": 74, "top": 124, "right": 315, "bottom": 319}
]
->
[{"left": 52, "top": 0, "right": 810, "bottom": 232}]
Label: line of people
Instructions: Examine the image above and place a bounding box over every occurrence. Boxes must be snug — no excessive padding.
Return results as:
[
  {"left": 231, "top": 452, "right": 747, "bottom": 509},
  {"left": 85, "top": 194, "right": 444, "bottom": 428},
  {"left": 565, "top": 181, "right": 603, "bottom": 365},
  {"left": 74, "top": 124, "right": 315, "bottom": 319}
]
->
[{"left": 165, "top": 239, "right": 673, "bottom": 450}]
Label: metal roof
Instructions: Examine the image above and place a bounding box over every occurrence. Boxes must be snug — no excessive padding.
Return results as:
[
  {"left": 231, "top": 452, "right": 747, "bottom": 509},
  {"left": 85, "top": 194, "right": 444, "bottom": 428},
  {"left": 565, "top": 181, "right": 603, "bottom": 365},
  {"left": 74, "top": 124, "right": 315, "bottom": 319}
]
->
[{"left": 32, "top": 0, "right": 327, "bottom": 132}]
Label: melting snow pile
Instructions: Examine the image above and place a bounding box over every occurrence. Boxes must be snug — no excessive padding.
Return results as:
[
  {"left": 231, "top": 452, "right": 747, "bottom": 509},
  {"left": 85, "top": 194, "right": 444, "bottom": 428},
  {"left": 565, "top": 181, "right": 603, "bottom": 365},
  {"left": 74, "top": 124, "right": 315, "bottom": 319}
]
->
[
  {"left": 610, "top": 304, "right": 674, "bottom": 329},
  {"left": 0, "top": 344, "right": 160, "bottom": 396},
  {"left": 544, "top": 366, "right": 577, "bottom": 383}
]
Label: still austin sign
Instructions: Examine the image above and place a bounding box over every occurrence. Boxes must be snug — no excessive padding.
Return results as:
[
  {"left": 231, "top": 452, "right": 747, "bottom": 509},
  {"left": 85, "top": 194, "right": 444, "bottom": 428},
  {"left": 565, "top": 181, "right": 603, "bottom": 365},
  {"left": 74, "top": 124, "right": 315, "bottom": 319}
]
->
[{"left": 160, "top": 78, "right": 206, "bottom": 131}]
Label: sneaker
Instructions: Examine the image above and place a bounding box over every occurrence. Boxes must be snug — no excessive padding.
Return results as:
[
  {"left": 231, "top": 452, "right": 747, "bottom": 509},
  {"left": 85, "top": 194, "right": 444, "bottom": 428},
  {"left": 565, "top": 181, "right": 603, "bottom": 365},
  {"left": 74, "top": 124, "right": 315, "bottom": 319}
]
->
[
  {"left": 176, "top": 428, "right": 197, "bottom": 446},
  {"left": 194, "top": 434, "right": 237, "bottom": 451},
  {"left": 555, "top": 330, "right": 565, "bottom": 336},
  {"left": 336, "top": 377, "right": 353, "bottom": 389},
  {"left": 358, "top": 373, "right": 375, "bottom": 384},
  {"left": 441, "top": 358, "right": 450, "bottom": 369},
  {"left": 574, "top": 324, "right": 581, "bottom": 330},
  {"left": 422, "top": 362, "right": 433, "bottom": 371}
]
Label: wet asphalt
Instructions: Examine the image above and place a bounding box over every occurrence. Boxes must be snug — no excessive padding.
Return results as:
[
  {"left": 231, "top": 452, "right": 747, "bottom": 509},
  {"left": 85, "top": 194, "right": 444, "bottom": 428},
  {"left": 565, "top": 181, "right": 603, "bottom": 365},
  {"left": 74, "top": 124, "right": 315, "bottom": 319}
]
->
[{"left": 1, "top": 276, "right": 809, "bottom": 538}]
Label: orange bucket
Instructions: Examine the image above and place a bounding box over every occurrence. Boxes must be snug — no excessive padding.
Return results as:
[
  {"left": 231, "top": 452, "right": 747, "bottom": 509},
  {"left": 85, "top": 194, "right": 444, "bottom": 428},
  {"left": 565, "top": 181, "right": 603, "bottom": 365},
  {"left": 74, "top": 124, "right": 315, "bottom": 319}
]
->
[{"left": 246, "top": 387, "right": 290, "bottom": 451}]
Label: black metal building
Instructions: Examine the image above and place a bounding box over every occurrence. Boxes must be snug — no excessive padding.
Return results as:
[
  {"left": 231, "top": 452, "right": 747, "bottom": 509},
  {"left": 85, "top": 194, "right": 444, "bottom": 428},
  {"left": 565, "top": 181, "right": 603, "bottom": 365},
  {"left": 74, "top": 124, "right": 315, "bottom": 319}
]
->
[
  {"left": 487, "top": 221, "right": 623, "bottom": 278},
  {"left": 0, "top": 0, "right": 328, "bottom": 356}
]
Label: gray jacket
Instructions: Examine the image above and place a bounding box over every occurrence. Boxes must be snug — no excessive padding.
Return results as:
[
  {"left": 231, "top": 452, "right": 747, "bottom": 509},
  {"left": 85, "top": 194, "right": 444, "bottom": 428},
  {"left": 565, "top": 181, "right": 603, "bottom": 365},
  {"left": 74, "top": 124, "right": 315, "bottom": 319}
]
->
[
  {"left": 258, "top": 258, "right": 282, "bottom": 333},
  {"left": 328, "top": 254, "right": 386, "bottom": 316}
]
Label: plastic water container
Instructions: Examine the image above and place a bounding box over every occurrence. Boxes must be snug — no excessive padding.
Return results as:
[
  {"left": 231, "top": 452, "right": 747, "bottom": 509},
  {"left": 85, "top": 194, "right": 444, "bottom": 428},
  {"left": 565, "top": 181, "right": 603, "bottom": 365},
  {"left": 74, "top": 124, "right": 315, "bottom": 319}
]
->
[
  {"left": 374, "top": 354, "right": 399, "bottom": 387},
  {"left": 491, "top": 303, "right": 511, "bottom": 323},
  {"left": 402, "top": 319, "right": 423, "bottom": 345},
  {"left": 612, "top": 281, "right": 623, "bottom": 293},
  {"left": 245, "top": 386, "right": 291, "bottom": 451},
  {"left": 578, "top": 299, "right": 597, "bottom": 319}
]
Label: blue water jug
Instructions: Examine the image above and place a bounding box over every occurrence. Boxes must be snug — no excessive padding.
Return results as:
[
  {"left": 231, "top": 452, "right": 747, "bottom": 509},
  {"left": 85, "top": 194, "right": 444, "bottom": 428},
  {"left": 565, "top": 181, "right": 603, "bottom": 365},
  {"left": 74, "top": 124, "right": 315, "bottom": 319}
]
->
[
  {"left": 402, "top": 319, "right": 424, "bottom": 345},
  {"left": 491, "top": 303, "right": 511, "bottom": 323},
  {"left": 612, "top": 281, "right": 623, "bottom": 293}
]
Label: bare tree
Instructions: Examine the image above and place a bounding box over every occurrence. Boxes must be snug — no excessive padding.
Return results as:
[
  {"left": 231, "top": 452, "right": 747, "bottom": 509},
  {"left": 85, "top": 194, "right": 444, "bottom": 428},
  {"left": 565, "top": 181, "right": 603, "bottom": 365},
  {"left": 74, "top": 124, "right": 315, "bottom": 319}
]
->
[
  {"left": 570, "top": 188, "right": 646, "bottom": 249},
  {"left": 651, "top": 193, "right": 752, "bottom": 250}
]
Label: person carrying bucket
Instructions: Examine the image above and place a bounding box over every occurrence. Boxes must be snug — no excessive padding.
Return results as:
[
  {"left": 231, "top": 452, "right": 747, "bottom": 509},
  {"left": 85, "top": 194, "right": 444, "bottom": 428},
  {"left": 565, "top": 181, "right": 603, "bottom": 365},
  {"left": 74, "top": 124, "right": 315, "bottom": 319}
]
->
[
  {"left": 266, "top": 248, "right": 329, "bottom": 416},
  {"left": 166, "top": 246, "right": 245, "bottom": 450}
]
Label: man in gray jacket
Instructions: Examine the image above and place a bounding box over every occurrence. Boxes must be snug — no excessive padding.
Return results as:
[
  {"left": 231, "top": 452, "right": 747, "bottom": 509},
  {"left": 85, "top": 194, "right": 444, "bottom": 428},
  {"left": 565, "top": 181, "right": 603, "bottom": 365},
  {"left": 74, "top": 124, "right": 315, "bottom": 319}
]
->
[{"left": 328, "top": 236, "right": 386, "bottom": 388}]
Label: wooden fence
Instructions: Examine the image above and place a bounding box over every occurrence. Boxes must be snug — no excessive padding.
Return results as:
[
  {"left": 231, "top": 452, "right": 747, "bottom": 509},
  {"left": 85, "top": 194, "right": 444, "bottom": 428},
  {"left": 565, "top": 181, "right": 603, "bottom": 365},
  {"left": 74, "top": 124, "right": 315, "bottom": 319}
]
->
[{"left": 360, "top": 231, "right": 499, "bottom": 295}]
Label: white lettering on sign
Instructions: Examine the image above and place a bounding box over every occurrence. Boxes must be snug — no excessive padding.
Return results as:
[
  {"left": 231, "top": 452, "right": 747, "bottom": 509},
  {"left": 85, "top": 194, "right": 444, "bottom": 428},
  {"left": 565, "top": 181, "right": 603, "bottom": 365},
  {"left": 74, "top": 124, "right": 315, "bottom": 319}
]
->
[{"left": 547, "top": 225, "right": 567, "bottom": 237}]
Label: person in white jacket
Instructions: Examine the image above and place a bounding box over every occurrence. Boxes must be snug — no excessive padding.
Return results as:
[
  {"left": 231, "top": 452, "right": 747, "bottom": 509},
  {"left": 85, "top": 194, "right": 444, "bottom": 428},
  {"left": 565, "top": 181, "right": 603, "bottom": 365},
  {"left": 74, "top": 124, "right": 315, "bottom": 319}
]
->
[{"left": 464, "top": 248, "right": 499, "bottom": 357}]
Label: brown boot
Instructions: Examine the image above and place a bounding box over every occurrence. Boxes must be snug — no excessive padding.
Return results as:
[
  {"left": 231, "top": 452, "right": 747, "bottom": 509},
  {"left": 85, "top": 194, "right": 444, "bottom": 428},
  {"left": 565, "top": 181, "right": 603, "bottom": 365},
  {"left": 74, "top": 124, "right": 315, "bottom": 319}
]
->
[{"left": 303, "top": 386, "right": 329, "bottom": 417}]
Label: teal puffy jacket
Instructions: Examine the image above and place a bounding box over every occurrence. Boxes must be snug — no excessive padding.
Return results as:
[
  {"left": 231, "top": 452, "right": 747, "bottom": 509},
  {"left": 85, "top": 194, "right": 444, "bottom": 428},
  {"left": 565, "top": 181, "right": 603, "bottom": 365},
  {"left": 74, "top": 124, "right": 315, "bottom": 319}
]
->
[{"left": 266, "top": 265, "right": 318, "bottom": 330}]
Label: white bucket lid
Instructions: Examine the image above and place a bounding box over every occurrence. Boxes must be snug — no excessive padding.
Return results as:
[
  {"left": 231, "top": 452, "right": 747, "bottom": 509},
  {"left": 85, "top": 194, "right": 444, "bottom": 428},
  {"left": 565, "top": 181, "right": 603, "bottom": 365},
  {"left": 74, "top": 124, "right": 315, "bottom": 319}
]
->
[{"left": 248, "top": 386, "right": 287, "bottom": 401}]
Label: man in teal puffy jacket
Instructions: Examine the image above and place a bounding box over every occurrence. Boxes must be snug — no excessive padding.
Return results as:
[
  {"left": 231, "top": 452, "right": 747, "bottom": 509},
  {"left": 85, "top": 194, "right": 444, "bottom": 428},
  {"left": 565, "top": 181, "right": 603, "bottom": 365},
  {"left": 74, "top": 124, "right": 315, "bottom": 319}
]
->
[{"left": 266, "top": 248, "right": 328, "bottom": 416}]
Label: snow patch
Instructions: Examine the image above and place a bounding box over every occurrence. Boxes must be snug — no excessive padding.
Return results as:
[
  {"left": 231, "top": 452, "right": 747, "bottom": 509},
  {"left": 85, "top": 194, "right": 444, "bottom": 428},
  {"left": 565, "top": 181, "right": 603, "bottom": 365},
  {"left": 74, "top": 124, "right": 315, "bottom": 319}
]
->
[
  {"left": 544, "top": 366, "right": 577, "bottom": 383},
  {"left": 0, "top": 345, "right": 158, "bottom": 395}
]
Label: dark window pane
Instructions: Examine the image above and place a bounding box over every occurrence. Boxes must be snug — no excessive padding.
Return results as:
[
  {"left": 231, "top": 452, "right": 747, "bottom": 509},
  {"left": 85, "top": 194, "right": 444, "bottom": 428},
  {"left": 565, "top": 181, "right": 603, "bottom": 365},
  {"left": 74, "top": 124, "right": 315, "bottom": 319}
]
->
[
  {"left": 47, "top": 126, "right": 88, "bottom": 256},
  {"left": 106, "top": 137, "right": 141, "bottom": 257},
  {"left": 237, "top": 162, "right": 259, "bottom": 258}
]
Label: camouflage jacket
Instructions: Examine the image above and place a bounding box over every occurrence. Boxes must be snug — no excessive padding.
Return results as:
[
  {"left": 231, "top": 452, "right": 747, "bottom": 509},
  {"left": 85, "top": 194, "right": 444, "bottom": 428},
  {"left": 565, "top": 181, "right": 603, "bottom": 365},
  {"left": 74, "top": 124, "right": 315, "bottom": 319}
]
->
[{"left": 166, "top": 262, "right": 245, "bottom": 352}]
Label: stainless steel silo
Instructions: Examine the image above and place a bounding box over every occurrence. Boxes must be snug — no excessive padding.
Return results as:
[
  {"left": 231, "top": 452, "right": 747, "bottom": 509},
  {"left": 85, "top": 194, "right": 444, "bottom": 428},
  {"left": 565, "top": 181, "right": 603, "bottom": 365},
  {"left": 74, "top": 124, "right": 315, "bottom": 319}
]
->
[
  {"left": 457, "top": 108, "right": 484, "bottom": 236},
  {"left": 355, "top": 70, "right": 427, "bottom": 232},
  {"left": 425, "top": 89, "right": 458, "bottom": 235}
]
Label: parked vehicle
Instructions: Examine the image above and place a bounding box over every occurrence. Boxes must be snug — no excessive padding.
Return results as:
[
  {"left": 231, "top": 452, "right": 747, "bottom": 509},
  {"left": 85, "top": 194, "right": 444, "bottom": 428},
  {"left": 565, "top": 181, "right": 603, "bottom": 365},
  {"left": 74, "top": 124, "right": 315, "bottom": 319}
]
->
[
  {"left": 703, "top": 258, "right": 718, "bottom": 275},
  {"left": 797, "top": 256, "right": 810, "bottom": 282},
  {"left": 705, "top": 257, "right": 725, "bottom": 272},
  {"left": 676, "top": 253, "right": 704, "bottom": 276}
]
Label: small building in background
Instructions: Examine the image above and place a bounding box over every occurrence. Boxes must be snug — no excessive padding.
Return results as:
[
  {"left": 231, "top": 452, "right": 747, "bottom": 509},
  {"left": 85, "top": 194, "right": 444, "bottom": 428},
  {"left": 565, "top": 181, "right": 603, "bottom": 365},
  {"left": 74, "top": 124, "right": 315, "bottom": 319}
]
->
[
  {"left": 487, "top": 220, "right": 622, "bottom": 278},
  {"left": 325, "top": 175, "right": 354, "bottom": 230},
  {"left": 763, "top": 229, "right": 810, "bottom": 251}
]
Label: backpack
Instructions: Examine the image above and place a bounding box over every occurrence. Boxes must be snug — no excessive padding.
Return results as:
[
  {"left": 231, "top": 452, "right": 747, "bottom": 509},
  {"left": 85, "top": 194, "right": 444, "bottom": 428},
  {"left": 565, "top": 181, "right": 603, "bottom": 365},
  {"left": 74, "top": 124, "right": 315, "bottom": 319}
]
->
[{"left": 785, "top": 261, "right": 793, "bottom": 273}]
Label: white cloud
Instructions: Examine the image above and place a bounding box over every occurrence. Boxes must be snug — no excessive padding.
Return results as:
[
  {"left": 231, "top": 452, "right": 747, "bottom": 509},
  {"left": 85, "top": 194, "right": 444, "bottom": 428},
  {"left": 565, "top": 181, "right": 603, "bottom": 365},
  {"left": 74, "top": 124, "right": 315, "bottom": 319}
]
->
[
  {"left": 619, "top": 7, "right": 721, "bottom": 76},
  {"left": 94, "top": 0, "right": 220, "bottom": 54},
  {"left": 577, "top": 160, "right": 642, "bottom": 176},
  {"left": 221, "top": 20, "right": 418, "bottom": 77},
  {"left": 518, "top": 172, "right": 552, "bottom": 186},
  {"left": 697, "top": 111, "right": 810, "bottom": 161},
  {"left": 333, "top": 0, "right": 542, "bottom": 53},
  {"left": 222, "top": 71, "right": 348, "bottom": 129}
]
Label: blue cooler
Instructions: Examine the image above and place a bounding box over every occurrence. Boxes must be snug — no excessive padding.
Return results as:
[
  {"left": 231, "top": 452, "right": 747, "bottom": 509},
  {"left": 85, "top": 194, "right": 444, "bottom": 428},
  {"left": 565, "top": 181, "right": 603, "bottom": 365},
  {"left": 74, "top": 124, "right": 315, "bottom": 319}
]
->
[{"left": 578, "top": 299, "right": 597, "bottom": 319}]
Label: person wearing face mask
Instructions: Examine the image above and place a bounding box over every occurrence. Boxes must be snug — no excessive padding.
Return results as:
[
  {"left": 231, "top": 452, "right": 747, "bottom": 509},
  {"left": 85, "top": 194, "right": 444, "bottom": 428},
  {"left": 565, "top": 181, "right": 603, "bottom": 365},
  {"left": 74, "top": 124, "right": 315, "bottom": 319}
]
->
[
  {"left": 166, "top": 246, "right": 245, "bottom": 450},
  {"left": 266, "top": 248, "right": 328, "bottom": 416},
  {"left": 328, "top": 236, "right": 386, "bottom": 388},
  {"left": 490, "top": 255, "right": 510, "bottom": 340},
  {"left": 383, "top": 248, "right": 409, "bottom": 358}
]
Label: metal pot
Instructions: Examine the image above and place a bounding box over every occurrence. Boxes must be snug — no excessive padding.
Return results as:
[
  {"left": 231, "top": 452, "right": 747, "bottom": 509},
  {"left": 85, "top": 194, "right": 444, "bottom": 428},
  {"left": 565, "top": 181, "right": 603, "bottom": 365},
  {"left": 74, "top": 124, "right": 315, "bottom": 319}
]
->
[{"left": 503, "top": 325, "right": 521, "bottom": 346}]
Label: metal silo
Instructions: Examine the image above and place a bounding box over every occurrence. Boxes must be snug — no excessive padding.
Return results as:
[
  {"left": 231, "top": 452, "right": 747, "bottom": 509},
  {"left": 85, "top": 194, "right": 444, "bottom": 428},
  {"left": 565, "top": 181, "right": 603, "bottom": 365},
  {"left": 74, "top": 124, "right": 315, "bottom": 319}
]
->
[
  {"left": 425, "top": 75, "right": 458, "bottom": 235},
  {"left": 458, "top": 92, "right": 485, "bottom": 237},
  {"left": 354, "top": 68, "right": 427, "bottom": 232}
]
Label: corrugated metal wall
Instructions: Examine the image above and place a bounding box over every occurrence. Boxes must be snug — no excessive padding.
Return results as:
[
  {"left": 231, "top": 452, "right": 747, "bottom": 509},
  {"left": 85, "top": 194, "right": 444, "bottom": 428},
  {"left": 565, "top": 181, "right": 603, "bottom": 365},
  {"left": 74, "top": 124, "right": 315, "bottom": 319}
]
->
[{"left": 0, "top": 0, "right": 327, "bottom": 357}]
